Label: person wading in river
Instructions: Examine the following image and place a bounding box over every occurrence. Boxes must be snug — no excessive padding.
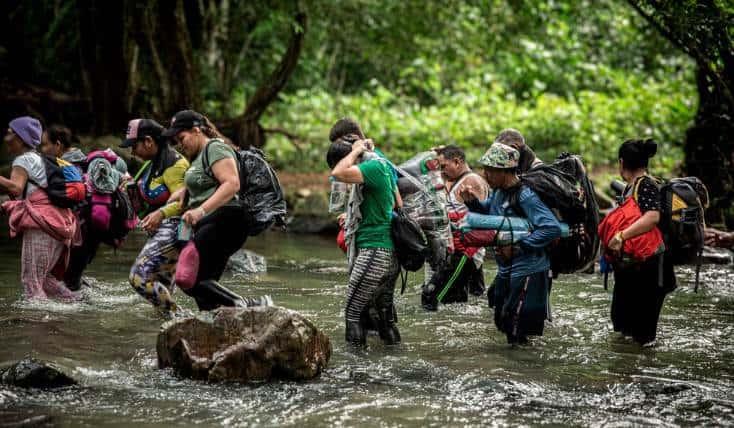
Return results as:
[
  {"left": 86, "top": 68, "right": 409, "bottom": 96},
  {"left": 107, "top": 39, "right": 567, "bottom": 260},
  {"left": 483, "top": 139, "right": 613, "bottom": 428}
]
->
[
  {"left": 0, "top": 117, "right": 79, "bottom": 301},
  {"left": 602, "top": 139, "right": 676, "bottom": 347},
  {"left": 166, "top": 110, "right": 272, "bottom": 311},
  {"left": 422, "top": 144, "right": 489, "bottom": 310},
  {"left": 121, "top": 118, "right": 189, "bottom": 314},
  {"left": 327, "top": 118, "right": 401, "bottom": 346},
  {"left": 461, "top": 142, "right": 561, "bottom": 345}
]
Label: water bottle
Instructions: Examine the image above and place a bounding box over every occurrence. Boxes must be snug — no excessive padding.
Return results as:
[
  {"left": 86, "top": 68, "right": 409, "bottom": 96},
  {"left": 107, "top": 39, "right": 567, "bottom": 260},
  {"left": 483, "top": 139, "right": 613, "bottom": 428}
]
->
[{"left": 329, "top": 176, "right": 348, "bottom": 213}]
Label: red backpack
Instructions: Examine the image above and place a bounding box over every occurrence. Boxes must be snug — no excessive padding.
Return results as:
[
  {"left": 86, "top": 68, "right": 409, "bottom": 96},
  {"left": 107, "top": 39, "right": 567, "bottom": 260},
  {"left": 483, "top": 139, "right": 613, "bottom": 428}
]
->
[{"left": 598, "top": 177, "right": 664, "bottom": 263}]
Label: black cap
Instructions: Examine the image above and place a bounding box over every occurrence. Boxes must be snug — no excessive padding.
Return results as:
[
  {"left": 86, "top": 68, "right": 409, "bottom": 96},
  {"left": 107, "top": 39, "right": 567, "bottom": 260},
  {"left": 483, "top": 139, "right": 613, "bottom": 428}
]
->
[
  {"left": 161, "top": 110, "right": 205, "bottom": 138},
  {"left": 120, "top": 119, "right": 164, "bottom": 148}
]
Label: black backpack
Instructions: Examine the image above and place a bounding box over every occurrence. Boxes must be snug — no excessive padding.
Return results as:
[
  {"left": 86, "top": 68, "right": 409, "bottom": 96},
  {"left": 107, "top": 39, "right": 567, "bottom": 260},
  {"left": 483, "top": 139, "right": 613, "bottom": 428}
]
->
[
  {"left": 658, "top": 177, "right": 708, "bottom": 290},
  {"left": 510, "top": 153, "right": 600, "bottom": 276},
  {"left": 391, "top": 208, "right": 429, "bottom": 272},
  {"left": 203, "top": 141, "right": 287, "bottom": 236}
]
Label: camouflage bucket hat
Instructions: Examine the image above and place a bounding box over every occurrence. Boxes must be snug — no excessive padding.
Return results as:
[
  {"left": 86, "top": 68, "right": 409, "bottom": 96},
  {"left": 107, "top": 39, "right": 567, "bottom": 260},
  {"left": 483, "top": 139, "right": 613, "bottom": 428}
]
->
[{"left": 479, "top": 142, "right": 520, "bottom": 169}]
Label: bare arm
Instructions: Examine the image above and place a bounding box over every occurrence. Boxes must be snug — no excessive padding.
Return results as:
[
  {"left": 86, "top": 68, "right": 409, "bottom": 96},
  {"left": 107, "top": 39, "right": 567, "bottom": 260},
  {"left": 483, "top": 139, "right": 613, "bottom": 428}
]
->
[
  {"left": 330, "top": 140, "right": 369, "bottom": 184},
  {"left": 622, "top": 210, "right": 660, "bottom": 240},
  {"left": 0, "top": 167, "right": 29, "bottom": 197}
]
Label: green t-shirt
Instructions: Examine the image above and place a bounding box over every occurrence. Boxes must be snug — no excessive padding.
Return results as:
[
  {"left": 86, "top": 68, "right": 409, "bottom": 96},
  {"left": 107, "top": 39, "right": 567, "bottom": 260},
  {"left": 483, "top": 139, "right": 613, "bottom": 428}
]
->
[
  {"left": 184, "top": 139, "right": 237, "bottom": 209},
  {"left": 356, "top": 158, "right": 395, "bottom": 249}
]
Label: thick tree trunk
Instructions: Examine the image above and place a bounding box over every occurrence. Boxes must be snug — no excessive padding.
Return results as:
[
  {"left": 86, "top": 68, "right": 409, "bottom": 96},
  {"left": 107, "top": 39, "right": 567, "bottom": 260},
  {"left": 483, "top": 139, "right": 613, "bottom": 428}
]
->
[
  {"left": 235, "top": 11, "right": 307, "bottom": 148},
  {"left": 684, "top": 67, "right": 734, "bottom": 225}
]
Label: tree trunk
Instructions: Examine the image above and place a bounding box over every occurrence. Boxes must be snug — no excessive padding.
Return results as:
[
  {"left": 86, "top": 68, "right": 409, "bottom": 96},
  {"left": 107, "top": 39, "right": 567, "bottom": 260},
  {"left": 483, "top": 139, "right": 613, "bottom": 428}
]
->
[
  {"left": 77, "top": 0, "right": 136, "bottom": 134},
  {"left": 235, "top": 11, "right": 307, "bottom": 148},
  {"left": 684, "top": 67, "right": 734, "bottom": 224}
]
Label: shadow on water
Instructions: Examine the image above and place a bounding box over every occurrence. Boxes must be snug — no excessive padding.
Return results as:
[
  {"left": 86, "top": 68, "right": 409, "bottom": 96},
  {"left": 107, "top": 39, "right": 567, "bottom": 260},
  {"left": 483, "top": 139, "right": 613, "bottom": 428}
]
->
[{"left": 0, "top": 230, "right": 733, "bottom": 426}]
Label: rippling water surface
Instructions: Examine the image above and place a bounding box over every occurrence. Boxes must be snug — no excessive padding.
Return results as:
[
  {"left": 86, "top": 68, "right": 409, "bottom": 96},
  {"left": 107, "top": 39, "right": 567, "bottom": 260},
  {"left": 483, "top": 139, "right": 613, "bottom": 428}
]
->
[{"left": 1, "top": 230, "right": 733, "bottom": 426}]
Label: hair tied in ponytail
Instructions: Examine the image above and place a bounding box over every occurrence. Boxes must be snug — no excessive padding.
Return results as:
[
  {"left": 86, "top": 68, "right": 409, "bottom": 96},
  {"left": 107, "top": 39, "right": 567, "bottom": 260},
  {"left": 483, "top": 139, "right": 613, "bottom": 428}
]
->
[{"left": 643, "top": 138, "right": 657, "bottom": 158}]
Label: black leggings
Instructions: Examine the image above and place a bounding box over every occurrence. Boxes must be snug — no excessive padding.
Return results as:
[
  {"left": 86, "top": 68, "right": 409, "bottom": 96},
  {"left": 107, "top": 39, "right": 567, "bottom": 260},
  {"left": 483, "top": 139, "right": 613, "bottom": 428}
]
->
[{"left": 175, "top": 205, "right": 250, "bottom": 291}]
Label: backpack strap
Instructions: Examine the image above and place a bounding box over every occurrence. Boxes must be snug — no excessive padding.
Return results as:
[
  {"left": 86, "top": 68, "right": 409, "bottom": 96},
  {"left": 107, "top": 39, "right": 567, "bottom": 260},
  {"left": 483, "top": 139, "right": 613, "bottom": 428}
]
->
[{"left": 201, "top": 140, "right": 216, "bottom": 178}]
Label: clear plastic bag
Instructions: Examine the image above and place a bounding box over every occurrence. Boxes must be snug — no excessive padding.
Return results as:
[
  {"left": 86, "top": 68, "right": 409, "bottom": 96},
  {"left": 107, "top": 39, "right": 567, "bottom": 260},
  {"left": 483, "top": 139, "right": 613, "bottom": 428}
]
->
[{"left": 328, "top": 177, "right": 349, "bottom": 213}]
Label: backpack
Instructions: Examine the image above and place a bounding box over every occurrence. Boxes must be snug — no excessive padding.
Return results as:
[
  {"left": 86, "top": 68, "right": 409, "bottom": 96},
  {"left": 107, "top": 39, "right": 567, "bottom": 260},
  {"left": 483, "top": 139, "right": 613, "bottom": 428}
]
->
[
  {"left": 391, "top": 208, "right": 430, "bottom": 272},
  {"left": 85, "top": 151, "right": 136, "bottom": 248},
  {"left": 28, "top": 154, "right": 86, "bottom": 208},
  {"left": 658, "top": 177, "right": 708, "bottom": 291},
  {"left": 509, "top": 153, "right": 600, "bottom": 276},
  {"left": 598, "top": 177, "right": 665, "bottom": 264},
  {"left": 203, "top": 141, "right": 287, "bottom": 236}
]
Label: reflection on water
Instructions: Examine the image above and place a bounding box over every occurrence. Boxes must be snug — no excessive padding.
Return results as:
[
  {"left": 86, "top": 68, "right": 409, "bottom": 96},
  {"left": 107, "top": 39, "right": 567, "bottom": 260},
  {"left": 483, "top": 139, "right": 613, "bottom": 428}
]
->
[{"left": 1, "top": 231, "right": 733, "bottom": 426}]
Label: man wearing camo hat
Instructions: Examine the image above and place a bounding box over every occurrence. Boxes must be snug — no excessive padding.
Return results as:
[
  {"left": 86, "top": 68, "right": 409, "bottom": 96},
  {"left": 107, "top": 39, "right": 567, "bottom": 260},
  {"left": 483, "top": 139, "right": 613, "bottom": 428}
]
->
[{"left": 460, "top": 142, "right": 562, "bottom": 345}]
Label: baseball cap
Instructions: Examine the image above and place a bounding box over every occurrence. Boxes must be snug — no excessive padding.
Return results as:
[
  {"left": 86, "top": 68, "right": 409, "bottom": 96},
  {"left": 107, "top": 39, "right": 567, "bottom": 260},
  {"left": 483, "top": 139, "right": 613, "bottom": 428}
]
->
[
  {"left": 120, "top": 119, "right": 164, "bottom": 148},
  {"left": 161, "top": 110, "right": 205, "bottom": 138}
]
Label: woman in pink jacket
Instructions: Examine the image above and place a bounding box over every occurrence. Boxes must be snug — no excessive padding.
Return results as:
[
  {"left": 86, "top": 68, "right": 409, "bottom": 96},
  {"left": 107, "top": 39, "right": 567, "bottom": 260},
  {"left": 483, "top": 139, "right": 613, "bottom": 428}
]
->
[{"left": 0, "top": 117, "right": 78, "bottom": 301}]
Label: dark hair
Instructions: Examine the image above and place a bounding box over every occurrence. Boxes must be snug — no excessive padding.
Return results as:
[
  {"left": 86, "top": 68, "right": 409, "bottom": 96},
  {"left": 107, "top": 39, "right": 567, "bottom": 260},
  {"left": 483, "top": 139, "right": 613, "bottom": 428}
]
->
[
  {"left": 200, "top": 115, "right": 224, "bottom": 140},
  {"left": 329, "top": 118, "right": 364, "bottom": 142},
  {"left": 47, "top": 124, "right": 77, "bottom": 149},
  {"left": 326, "top": 140, "right": 353, "bottom": 169},
  {"left": 494, "top": 128, "right": 525, "bottom": 150},
  {"left": 618, "top": 138, "right": 657, "bottom": 170},
  {"left": 436, "top": 144, "right": 465, "bottom": 162}
]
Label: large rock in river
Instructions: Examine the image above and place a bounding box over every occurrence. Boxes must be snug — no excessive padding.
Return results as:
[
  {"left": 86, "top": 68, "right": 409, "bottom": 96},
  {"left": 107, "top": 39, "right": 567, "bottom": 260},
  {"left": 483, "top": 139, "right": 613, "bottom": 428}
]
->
[
  {"left": 157, "top": 306, "right": 331, "bottom": 382},
  {"left": 1, "top": 358, "right": 77, "bottom": 389}
]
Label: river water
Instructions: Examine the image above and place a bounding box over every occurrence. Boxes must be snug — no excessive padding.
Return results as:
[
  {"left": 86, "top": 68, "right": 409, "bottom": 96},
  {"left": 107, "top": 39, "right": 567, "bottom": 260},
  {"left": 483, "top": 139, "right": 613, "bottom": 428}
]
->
[{"left": 0, "top": 230, "right": 733, "bottom": 427}]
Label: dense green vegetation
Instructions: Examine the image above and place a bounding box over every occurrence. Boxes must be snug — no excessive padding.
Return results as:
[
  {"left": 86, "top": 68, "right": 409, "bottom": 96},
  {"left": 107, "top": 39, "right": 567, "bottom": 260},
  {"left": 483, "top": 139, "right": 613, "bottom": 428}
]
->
[
  {"left": 260, "top": 0, "right": 697, "bottom": 174},
  {"left": 0, "top": 0, "right": 701, "bottom": 176}
]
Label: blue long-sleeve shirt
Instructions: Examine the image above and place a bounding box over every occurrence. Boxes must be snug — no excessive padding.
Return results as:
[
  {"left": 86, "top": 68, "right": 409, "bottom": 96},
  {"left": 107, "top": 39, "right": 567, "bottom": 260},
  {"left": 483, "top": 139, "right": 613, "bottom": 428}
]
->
[{"left": 467, "top": 185, "right": 562, "bottom": 278}]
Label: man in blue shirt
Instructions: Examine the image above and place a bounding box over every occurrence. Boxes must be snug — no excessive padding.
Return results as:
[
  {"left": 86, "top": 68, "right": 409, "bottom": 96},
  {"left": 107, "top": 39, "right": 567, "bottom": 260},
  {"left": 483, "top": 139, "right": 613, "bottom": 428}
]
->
[{"left": 461, "top": 142, "right": 562, "bottom": 345}]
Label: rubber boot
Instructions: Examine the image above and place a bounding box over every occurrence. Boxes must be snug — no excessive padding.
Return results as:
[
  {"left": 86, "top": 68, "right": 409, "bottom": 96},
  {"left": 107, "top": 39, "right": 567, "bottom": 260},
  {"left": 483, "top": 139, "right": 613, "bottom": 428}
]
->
[
  {"left": 345, "top": 320, "right": 366, "bottom": 346},
  {"left": 190, "top": 280, "right": 246, "bottom": 311},
  {"left": 421, "top": 282, "right": 438, "bottom": 311},
  {"left": 377, "top": 305, "right": 401, "bottom": 345}
]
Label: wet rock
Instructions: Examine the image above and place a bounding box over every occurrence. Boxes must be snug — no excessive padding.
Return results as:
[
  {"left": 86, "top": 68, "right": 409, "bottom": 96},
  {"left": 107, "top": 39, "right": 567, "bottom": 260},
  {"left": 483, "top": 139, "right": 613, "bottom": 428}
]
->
[
  {"left": 702, "top": 246, "right": 733, "bottom": 265},
  {"left": 157, "top": 306, "right": 331, "bottom": 383},
  {"left": 226, "top": 249, "right": 267, "bottom": 275},
  {"left": 643, "top": 382, "right": 692, "bottom": 395},
  {"left": 0, "top": 358, "right": 77, "bottom": 389}
]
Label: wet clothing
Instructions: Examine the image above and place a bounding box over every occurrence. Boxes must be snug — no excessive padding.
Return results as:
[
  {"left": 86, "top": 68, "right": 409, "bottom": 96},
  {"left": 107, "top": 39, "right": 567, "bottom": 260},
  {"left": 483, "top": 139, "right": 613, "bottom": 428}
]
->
[
  {"left": 184, "top": 139, "right": 237, "bottom": 209},
  {"left": 2, "top": 180, "right": 79, "bottom": 300},
  {"left": 491, "top": 270, "right": 549, "bottom": 343},
  {"left": 356, "top": 159, "right": 395, "bottom": 249},
  {"left": 467, "top": 184, "right": 561, "bottom": 343},
  {"left": 340, "top": 154, "right": 399, "bottom": 345},
  {"left": 127, "top": 147, "right": 188, "bottom": 312},
  {"left": 346, "top": 248, "right": 400, "bottom": 322},
  {"left": 21, "top": 229, "right": 78, "bottom": 301},
  {"left": 611, "top": 175, "right": 675, "bottom": 344},
  {"left": 422, "top": 253, "right": 485, "bottom": 310}
]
